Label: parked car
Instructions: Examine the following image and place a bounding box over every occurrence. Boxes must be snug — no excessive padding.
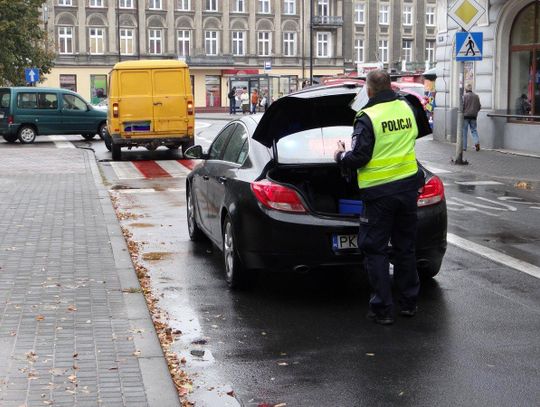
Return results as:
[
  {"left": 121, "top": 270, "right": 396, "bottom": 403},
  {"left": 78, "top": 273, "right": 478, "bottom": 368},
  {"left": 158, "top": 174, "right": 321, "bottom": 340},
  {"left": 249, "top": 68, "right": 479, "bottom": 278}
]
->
[
  {"left": 184, "top": 84, "right": 447, "bottom": 288},
  {"left": 0, "top": 87, "right": 107, "bottom": 143}
]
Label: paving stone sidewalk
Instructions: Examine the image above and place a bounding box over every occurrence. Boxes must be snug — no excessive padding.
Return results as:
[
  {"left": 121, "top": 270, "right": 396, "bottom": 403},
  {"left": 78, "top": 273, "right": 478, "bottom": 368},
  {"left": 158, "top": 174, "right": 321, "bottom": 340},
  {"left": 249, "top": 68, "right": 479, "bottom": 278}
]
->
[{"left": 0, "top": 148, "right": 179, "bottom": 407}]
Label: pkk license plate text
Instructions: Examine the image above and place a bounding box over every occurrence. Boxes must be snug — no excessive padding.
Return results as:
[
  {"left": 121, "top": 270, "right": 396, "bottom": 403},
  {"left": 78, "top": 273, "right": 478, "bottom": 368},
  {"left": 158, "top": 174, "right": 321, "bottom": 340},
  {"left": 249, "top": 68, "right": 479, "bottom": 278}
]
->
[{"left": 332, "top": 234, "right": 359, "bottom": 250}]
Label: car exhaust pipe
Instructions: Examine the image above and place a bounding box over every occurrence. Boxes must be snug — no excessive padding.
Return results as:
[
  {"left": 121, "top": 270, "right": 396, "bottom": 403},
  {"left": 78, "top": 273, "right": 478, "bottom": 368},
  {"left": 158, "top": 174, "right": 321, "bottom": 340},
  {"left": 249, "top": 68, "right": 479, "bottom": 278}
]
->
[{"left": 293, "top": 265, "right": 310, "bottom": 273}]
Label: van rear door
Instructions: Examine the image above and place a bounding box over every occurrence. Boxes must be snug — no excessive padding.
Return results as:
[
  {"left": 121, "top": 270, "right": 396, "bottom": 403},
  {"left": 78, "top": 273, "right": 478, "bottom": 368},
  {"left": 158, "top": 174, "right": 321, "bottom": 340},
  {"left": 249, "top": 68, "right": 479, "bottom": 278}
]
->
[
  {"left": 118, "top": 70, "right": 153, "bottom": 134},
  {"left": 152, "top": 69, "right": 188, "bottom": 135}
]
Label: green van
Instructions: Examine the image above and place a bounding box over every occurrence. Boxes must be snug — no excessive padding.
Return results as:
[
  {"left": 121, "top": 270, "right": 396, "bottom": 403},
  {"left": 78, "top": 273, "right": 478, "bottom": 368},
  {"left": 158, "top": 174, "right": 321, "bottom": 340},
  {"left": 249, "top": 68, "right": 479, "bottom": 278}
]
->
[{"left": 0, "top": 87, "right": 107, "bottom": 144}]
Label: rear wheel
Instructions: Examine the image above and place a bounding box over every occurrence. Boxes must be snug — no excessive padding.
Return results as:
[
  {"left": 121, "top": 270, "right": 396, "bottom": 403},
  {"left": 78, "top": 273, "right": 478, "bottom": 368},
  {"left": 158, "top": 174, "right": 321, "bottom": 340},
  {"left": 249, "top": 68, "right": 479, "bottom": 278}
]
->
[
  {"left": 223, "top": 215, "right": 256, "bottom": 289},
  {"left": 111, "top": 142, "right": 121, "bottom": 161},
  {"left": 98, "top": 123, "right": 108, "bottom": 140},
  {"left": 3, "top": 135, "right": 17, "bottom": 143},
  {"left": 187, "top": 187, "right": 204, "bottom": 241},
  {"left": 82, "top": 134, "right": 95, "bottom": 140},
  {"left": 18, "top": 125, "right": 36, "bottom": 144}
]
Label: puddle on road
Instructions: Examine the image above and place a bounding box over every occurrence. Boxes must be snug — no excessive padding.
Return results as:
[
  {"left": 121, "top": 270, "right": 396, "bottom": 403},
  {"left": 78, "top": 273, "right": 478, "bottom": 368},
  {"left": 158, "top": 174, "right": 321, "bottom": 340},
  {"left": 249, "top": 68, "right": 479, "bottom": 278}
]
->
[
  {"left": 142, "top": 251, "right": 173, "bottom": 261},
  {"left": 130, "top": 222, "right": 155, "bottom": 228}
]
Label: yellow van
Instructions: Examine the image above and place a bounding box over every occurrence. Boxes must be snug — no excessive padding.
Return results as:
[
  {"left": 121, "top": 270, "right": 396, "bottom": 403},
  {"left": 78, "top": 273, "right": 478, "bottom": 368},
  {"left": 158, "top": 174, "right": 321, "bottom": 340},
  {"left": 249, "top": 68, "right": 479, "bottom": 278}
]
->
[{"left": 106, "top": 60, "right": 194, "bottom": 160}]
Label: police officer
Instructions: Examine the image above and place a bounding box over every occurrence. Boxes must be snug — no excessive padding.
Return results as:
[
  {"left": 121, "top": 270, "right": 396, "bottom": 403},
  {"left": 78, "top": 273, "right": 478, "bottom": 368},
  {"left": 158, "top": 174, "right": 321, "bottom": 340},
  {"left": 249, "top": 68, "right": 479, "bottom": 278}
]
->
[{"left": 334, "top": 70, "right": 430, "bottom": 325}]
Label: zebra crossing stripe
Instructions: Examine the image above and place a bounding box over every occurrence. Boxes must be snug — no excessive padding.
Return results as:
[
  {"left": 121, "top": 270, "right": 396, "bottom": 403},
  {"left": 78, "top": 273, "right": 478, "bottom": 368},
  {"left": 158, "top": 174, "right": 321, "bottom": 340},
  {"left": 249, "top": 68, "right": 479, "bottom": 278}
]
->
[
  {"left": 132, "top": 160, "right": 171, "bottom": 178},
  {"left": 155, "top": 160, "right": 190, "bottom": 177},
  {"left": 48, "top": 135, "right": 75, "bottom": 148},
  {"left": 110, "top": 161, "right": 145, "bottom": 179}
]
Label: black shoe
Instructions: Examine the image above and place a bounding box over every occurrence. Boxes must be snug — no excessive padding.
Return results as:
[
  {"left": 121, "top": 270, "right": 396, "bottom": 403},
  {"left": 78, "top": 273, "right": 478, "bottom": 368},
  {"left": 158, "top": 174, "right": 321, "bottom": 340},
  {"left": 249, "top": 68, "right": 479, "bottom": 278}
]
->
[
  {"left": 367, "top": 310, "right": 394, "bottom": 325},
  {"left": 399, "top": 307, "right": 417, "bottom": 317}
]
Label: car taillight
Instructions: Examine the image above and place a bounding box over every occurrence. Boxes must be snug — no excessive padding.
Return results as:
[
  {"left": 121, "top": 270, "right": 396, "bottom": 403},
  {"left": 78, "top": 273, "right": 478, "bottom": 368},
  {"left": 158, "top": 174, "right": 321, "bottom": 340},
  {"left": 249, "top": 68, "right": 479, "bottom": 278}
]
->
[
  {"left": 251, "top": 180, "right": 307, "bottom": 213},
  {"left": 417, "top": 175, "right": 445, "bottom": 207},
  {"left": 7, "top": 115, "right": 14, "bottom": 124},
  {"left": 187, "top": 100, "right": 193, "bottom": 115},
  {"left": 112, "top": 103, "right": 119, "bottom": 118}
]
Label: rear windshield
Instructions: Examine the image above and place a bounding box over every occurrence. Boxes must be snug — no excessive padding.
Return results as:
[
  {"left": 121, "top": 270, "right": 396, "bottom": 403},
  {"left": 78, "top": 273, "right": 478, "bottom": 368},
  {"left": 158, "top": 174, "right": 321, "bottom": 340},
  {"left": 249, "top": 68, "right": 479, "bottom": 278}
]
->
[
  {"left": 276, "top": 126, "right": 353, "bottom": 164},
  {"left": 0, "top": 91, "right": 10, "bottom": 108}
]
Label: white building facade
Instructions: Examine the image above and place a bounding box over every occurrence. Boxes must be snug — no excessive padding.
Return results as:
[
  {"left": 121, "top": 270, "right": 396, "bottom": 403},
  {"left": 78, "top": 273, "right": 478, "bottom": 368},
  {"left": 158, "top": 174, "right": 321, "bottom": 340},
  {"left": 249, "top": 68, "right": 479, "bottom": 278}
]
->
[{"left": 434, "top": 0, "right": 540, "bottom": 154}]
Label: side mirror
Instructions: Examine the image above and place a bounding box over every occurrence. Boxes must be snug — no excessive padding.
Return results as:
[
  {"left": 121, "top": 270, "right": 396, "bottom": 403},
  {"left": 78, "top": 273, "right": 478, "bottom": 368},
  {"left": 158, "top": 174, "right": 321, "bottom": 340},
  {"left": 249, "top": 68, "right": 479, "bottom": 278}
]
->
[{"left": 184, "top": 145, "right": 205, "bottom": 159}]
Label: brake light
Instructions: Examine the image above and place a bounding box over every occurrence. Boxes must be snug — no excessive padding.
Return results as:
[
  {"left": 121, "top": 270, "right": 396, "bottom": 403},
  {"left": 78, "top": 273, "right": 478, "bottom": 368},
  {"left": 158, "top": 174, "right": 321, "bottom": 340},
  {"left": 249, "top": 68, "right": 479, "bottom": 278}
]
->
[
  {"left": 251, "top": 180, "right": 307, "bottom": 213},
  {"left": 7, "top": 115, "right": 14, "bottom": 124},
  {"left": 417, "top": 175, "right": 445, "bottom": 207},
  {"left": 112, "top": 103, "right": 119, "bottom": 118},
  {"left": 187, "top": 100, "right": 193, "bottom": 115}
]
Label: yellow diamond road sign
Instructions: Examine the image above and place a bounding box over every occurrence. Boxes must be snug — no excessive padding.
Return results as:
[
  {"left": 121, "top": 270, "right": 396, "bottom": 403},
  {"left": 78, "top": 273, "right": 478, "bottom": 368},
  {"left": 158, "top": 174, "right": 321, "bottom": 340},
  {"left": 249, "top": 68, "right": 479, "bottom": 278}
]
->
[{"left": 449, "top": 0, "right": 485, "bottom": 31}]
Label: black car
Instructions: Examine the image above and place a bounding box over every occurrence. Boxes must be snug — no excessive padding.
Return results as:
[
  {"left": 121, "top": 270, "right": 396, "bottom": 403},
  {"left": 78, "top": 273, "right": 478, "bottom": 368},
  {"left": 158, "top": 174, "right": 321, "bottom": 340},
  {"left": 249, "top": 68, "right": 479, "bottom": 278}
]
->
[{"left": 185, "top": 84, "right": 447, "bottom": 288}]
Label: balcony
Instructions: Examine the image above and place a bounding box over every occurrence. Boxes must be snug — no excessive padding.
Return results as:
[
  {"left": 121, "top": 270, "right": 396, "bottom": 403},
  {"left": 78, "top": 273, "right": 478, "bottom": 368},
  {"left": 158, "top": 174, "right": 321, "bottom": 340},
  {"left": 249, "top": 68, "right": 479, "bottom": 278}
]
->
[{"left": 311, "top": 16, "right": 343, "bottom": 27}]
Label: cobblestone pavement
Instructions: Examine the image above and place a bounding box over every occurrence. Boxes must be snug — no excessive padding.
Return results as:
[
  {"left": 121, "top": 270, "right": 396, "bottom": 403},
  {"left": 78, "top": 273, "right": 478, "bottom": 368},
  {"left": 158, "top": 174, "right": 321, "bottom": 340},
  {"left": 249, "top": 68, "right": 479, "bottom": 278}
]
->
[{"left": 0, "top": 148, "right": 179, "bottom": 407}]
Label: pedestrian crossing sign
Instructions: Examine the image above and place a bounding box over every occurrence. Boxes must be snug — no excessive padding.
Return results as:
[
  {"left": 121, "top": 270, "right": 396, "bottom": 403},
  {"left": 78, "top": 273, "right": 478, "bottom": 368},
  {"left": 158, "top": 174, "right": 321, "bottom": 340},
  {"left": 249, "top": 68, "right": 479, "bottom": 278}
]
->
[{"left": 456, "top": 32, "right": 483, "bottom": 61}]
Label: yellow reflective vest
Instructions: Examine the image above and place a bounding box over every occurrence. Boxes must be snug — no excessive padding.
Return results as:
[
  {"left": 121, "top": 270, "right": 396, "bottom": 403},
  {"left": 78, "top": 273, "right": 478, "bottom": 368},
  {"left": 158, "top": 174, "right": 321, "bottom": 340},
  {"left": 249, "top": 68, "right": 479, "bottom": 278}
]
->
[{"left": 356, "top": 99, "right": 418, "bottom": 189}]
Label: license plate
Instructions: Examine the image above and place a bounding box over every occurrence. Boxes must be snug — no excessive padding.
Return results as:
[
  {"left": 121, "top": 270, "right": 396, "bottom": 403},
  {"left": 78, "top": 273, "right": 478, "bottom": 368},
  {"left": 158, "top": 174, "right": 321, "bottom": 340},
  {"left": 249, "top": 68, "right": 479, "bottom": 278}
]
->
[{"left": 332, "top": 234, "right": 358, "bottom": 250}]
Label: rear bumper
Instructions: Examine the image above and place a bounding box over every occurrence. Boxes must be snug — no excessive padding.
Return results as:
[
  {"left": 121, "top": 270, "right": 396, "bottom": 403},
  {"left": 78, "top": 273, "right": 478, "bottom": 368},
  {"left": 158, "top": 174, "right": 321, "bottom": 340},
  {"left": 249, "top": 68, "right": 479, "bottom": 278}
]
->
[
  {"left": 111, "top": 134, "right": 194, "bottom": 147},
  {"left": 0, "top": 124, "right": 18, "bottom": 136}
]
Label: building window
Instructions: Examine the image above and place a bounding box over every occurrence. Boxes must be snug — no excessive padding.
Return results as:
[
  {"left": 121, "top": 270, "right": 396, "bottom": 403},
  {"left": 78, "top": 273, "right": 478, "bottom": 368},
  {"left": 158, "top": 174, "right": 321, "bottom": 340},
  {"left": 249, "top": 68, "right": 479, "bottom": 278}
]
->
[
  {"left": 354, "top": 3, "right": 365, "bottom": 24},
  {"left": 426, "top": 6, "right": 435, "bottom": 26},
  {"left": 60, "top": 74, "right": 77, "bottom": 92},
  {"left": 283, "top": 32, "right": 296, "bottom": 56},
  {"left": 509, "top": 2, "right": 540, "bottom": 118},
  {"left": 148, "top": 29, "right": 163, "bottom": 54},
  {"left": 379, "top": 4, "right": 390, "bottom": 25},
  {"left": 403, "top": 39, "right": 413, "bottom": 62},
  {"left": 355, "top": 38, "right": 364, "bottom": 63},
  {"left": 205, "top": 30, "right": 219, "bottom": 55},
  {"left": 231, "top": 31, "right": 245, "bottom": 56},
  {"left": 318, "top": 0, "right": 329, "bottom": 17},
  {"left": 259, "top": 0, "right": 270, "bottom": 14},
  {"left": 206, "top": 0, "right": 218, "bottom": 11},
  {"left": 89, "top": 28, "right": 105, "bottom": 55},
  {"left": 120, "top": 0, "right": 134, "bottom": 8},
  {"left": 403, "top": 5, "right": 413, "bottom": 26},
  {"left": 378, "top": 39, "right": 388, "bottom": 63},
  {"left": 177, "top": 30, "right": 191, "bottom": 57},
  {"left": 177, "top": 0, "right": 190, "bottom": 10},
  {"left": 149, "top": 0, "right": 162, "bottom": 10},
  {"left": 284, "top": 0, "right": 296, "bottom": 15},
  {"left": 233, "top": 0, "right": 245, "bottom": 12},
  {"left": 89, "top": 0, "right": 104, "bottom": 7},
  {"left": 426, "top": 40, "right": 435, "bottom": 63},
  {"left": 120, "top": 28, "right": 134, "bottom": 55},
  {"left": 258, "top": 31, "right": 271, "bottom": 56},
  {"left": 58, "top": 0, "right": 72, "bottom": 5},
  {"left": 317, "top": 32, "right": 331, "bottom": 58},
  {"left": 58, "top": 26, "right": 73, "bottom": 54}
]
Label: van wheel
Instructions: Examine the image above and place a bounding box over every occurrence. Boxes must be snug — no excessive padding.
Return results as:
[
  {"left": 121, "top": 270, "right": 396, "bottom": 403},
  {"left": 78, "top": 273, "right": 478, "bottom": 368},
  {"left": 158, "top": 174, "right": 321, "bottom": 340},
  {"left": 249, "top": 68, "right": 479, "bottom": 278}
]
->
[
  {"left": 111, "top": 143, "right": 121, "bottom": 161},
  {"left": 82, "top": 134, "right": 96, "bottom": 140},
  {"left": 103, "top": 133, "right": 112, "bottom": 151},
  {"left": 18, "top": 126, "right": 36, "bottom": 144},
  {"left": 3, "top": 135, "right": 18, "bottom": 143},
  {"left": 223, "top": 215, "right": 256, "bottom": 289}
]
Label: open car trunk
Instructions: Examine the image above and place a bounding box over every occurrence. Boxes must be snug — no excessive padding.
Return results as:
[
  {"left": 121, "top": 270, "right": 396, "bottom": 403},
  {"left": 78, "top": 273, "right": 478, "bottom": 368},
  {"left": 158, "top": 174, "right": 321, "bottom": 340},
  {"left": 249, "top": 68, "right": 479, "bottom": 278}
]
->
[{"left": 267, "top": 164, "right": 362, "bottom": 216}]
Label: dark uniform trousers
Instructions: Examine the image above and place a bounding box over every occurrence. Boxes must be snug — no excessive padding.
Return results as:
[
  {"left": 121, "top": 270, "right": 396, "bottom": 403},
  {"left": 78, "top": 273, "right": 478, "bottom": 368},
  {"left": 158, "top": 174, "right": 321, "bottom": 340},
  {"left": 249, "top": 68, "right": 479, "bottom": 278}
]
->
[{"left": 358, "top": 188, "right": 420, "bottom": 316}]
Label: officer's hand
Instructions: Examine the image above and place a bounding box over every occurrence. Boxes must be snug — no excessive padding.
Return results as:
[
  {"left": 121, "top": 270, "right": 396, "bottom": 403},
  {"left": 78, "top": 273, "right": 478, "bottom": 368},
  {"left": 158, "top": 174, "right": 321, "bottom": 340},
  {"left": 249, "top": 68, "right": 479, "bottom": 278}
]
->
[{"left": 334, "top": 141, "right": 346, "bottom": 162}]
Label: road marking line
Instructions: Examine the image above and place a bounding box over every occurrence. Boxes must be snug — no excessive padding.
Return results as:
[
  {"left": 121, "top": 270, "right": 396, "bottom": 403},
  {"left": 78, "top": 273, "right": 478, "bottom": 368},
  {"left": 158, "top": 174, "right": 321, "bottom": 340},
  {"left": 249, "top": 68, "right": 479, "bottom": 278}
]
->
[
  {"left": 447, "top": 233, "right": 540, "bottom": 279},
  {"left": 155, "top": 160, "right": 190, "bottom": 177},
  {"left": 48, "top": 135, "right": 75, "bottom": 148},
  {"left": 167, "top": 188, "right": 185, "bottom": 192},
  {"left": 132, "top": 160, "right": 171, "bottom": 178},
  {"left": 424, "top": 165, "right": 451, "bottom": 174},
  {"left": 110, "top": 189, "right": 156, "bottom": 194},
  {"left": 455, "top": 181, "right": 504, "bottom": 185},
  {"left": 110, "top": 161, "right": 145, "bottom": 179}
]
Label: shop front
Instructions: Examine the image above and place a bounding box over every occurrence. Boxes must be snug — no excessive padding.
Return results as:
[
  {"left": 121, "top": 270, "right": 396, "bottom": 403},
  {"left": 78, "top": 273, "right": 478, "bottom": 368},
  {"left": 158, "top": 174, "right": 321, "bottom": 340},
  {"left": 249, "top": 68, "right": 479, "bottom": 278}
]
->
[{"left": 227, "top": 74, "right": 298, "bottom": 111}]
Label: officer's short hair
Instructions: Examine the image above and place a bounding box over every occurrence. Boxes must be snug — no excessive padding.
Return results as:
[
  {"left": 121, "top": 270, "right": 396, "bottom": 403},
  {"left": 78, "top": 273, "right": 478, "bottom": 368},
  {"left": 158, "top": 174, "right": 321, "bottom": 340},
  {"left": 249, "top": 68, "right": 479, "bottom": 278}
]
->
[{"left": 366, "top": 70, "right": 392, "bottom": 95}]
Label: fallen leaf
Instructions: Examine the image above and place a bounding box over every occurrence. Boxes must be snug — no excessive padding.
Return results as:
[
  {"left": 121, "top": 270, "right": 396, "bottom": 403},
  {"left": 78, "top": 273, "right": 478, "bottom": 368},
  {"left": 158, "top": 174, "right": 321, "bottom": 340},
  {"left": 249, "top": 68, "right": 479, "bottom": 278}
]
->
[
  {"left": 67, "top": 374, "right": 77, "bottom": 383},
  {"left": 133, "top": 350, "right": 141, "bottom": 357},
  {"left": 67, "top": 305, "right": 77, "bottom": 312},
  {"left": 36, "top": 315, "right": 45, "bottom": 321}
]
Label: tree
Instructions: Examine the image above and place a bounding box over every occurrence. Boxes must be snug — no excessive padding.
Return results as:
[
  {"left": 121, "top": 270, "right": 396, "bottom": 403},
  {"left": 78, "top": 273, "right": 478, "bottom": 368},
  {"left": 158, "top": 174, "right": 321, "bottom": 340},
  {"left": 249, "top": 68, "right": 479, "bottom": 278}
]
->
[{"left": 0, "top": 0, "right": 55, "bottom": 86}]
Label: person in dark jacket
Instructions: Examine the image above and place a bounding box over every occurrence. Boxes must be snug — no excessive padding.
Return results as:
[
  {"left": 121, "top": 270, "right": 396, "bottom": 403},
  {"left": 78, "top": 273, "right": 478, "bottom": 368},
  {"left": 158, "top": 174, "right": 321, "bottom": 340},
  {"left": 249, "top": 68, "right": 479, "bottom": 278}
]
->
[
  {"left": 334, "top": 70, "right": 430, "bottom": 325},
  {"left": 463, "top": 84, "right": 482, "bottom": 151},
  {"left": 228, "top": 87, "right": 237, "bottom": 115}
]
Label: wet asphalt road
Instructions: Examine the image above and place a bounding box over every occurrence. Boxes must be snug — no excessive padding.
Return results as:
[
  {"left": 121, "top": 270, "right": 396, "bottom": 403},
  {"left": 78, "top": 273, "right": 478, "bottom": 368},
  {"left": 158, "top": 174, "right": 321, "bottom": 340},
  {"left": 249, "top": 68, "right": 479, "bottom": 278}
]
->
[{"left": 78, "top": 125, "right": 540, "bottom": 406}]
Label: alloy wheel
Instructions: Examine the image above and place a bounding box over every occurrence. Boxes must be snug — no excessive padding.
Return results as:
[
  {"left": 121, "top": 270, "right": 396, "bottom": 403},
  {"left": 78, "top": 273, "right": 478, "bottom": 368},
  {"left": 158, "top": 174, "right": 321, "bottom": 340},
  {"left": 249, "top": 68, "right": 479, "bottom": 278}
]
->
[{"left": 223, "top": 221, "right": 235, "bottom": 281}]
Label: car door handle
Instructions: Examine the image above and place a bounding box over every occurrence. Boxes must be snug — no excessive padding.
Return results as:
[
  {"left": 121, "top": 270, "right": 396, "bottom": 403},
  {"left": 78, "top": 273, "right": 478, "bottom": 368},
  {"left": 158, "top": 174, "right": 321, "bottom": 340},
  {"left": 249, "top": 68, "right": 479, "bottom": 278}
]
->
[
  {"left": 218, "top": 176, "right": 227, "bottom": 184},
  {"left": 202, "top": 175, "right": 209, "bottom": 181}
]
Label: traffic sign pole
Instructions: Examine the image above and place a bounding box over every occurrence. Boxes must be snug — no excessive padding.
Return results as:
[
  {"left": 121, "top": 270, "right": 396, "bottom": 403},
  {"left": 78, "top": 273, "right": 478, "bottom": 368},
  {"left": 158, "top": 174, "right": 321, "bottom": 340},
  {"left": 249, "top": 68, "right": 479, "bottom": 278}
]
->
[{"left": 453, "top": 54, "right": 468, "bottom": 165}]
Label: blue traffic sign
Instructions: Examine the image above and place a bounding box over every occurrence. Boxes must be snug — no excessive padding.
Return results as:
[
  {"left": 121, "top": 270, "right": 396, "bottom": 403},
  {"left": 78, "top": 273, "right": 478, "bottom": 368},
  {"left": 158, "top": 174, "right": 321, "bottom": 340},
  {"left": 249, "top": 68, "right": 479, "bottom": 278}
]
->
[
  {"left": 456, "top": 32, "right": 483, "bottom": 61},
  {"left": 25, "top": 68, "right": 40, "bottom": 83},
  {"left": 264, "top": 61, "right": 272, "bottom": 70}
]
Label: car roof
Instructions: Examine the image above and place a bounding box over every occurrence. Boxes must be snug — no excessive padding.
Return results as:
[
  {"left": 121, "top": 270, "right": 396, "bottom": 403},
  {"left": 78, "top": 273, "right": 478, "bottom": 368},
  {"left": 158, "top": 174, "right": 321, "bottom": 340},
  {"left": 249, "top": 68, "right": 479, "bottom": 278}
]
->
[
  {"left": 252, "top": 84, "right": 360, "bottom": 148},
  {"left": 0, "top": 87, "right": 80, "bottom": 95}
]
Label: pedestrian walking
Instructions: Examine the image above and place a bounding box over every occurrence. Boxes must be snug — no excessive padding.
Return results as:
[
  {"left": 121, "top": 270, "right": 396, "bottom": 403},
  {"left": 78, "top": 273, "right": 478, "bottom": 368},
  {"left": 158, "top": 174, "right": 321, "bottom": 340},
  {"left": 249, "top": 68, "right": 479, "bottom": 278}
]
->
[
  {"left": 251, "top": 89, "right": 259, "bottom": 114},
  {"left": 260, "top": 91, "right": 269, "bottom": 112},
  {"left": 240, "top": 87, "right": 249, "bottom": 114},
  {"left": 463, "top": 84, "right": 482, "bottom": 151},
  {"left": 228, "top": 86, "right": 237, "bottom": 115},
  {"left": 334, "top": 70, "right": 430, "bottom": 325}
]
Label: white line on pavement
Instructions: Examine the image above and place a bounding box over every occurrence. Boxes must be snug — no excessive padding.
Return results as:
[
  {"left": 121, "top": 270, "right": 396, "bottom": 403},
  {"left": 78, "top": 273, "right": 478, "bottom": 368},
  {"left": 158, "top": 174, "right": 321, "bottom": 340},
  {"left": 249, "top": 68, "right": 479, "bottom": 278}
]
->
[
  {"left": 48, "top": 135, "right": 75, "bottom": 148},
  {"left": 110, "top": 161, "right": 144, "bottom": 179},
  {"left": 455, "top": 180, "right": 504, "bottom": 185},
  {"left": 154, "top": 160, "right": 190, "bottom": 177},
  {"left": 423, "top": 165, "right": 451, "bottom": 174},
  {"left": 110, "top": 189, "right": 156, "bottom": 194},
  {"left": 447, "top": 233, "right": 540, "bottom": 279}
]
